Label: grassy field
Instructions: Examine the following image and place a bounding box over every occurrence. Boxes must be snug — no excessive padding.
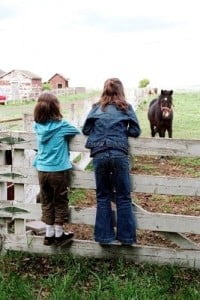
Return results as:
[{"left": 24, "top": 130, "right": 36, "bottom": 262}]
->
[
  {"left": 137, "top": 92, "right": 200, "bottom": 139},
  {"left": 0, "top": 91, "right": 200, "bottom": 299},
  {"left": 1, "top": 91, "right": 200, "bottom": 139},
  {"left": 0, "top": 90, "right": 99, "bottom": 130},
  {"left": 0, "top": 251, "right": 200, "bottom": 300},
  {"left": 1, "top": 91, "right": 200, "bottom": 138}
]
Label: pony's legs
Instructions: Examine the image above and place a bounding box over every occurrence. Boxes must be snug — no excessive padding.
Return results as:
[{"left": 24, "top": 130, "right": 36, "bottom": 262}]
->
[
  {"left": 168, "top": 127, "right": 172, "bottom": 138},
  {"left": 158, "top": 129, "right": 166, "bottom": 137},
  {"left": 150, "top": 124, "right": 156, "bottom": 137}
]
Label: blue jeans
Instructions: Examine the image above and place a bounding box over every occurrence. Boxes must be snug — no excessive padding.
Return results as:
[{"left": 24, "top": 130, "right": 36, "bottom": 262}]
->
[{"left": 93, "top": 150, "right": 136, "bottom": 244}]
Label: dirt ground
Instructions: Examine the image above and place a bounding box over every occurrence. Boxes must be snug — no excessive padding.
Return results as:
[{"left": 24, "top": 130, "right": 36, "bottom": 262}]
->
[{"left": 67, "top": 155, "right": 200, "bottom": 248}]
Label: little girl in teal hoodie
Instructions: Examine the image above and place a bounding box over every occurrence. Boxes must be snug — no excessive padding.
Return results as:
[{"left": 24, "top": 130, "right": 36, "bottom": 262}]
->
[{"left": 33, "top": 93, "right": 80, "bottom": 246}]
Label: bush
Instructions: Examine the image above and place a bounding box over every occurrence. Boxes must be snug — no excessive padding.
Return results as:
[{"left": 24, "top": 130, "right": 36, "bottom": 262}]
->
[
  {"left": 139, "top": 78, "right": 150, "bottom": 88},
  {"left": 42, "top": 82, "right": 52, "bottom": 91}
]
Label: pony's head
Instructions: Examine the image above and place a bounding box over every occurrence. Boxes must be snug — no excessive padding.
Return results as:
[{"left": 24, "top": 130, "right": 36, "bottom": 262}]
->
[{"left": 158, "top": 90, "right": 173, "bottom": 119}]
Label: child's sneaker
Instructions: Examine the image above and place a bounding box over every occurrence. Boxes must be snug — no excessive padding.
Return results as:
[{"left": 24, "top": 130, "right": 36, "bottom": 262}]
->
[
  {"left": 43, "top": 235, "right": 55, "bottom": 246},
  {"left": 55, "top": 232, "right": 74, "bottom": 246}
]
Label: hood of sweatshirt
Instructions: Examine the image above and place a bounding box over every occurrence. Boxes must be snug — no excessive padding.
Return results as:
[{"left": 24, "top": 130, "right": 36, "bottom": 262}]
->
[{"left": 33, "top": 121, "right": 63, "bottom": 143}]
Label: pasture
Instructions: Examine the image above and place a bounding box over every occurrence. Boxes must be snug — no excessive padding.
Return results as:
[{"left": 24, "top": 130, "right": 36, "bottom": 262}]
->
[
  {"left": 1, "top": 90, "right": 199, "bottom": 138},
  {"left": 137, "top": 92, "right": 200, "bottom": 139},
  {"left": 0, "top": 90, "right": 99, "bottom": 130},
  {"left": 0, "top": 91, "right": 200, "bottom": 299}
]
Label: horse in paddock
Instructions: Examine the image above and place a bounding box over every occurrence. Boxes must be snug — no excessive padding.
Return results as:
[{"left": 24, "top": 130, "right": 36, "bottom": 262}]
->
[{"left": 148, "top": 89, "right": 173, "bottom": 138}]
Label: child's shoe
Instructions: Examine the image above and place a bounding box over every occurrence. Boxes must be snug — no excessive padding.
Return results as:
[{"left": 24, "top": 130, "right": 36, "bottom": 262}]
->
[
  {"left": 43, "top": 235, "right": 55, "bottom": 246},
  {"left": 55, "top": 232, "right": 74, "bottom": 246}
]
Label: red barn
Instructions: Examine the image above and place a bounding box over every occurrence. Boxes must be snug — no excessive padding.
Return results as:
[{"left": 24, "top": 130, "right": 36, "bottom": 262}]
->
[{"left": 48, "top": 73, "right": 69, "bottom": 89}]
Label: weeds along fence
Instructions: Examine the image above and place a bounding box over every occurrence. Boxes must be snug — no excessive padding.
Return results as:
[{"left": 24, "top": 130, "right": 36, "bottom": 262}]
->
[{"left": 0, "top": 132, "right": 200, "bottom": 268}]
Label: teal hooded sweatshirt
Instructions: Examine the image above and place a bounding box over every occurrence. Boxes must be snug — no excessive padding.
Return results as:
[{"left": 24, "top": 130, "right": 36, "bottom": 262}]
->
[{"left": 33, "top": 120, "right": 80, "bottom": 172}]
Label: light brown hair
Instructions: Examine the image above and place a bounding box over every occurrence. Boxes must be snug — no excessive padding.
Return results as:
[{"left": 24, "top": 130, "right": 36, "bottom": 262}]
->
[
  {"left": 34, "top": 93, "right": 63, "bottom": 123},
  {"left": 98, "top": 78, "right": 128, "bottom": 111}
]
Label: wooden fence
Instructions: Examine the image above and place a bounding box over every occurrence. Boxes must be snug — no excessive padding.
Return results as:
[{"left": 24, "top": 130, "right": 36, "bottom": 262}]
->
[
  {"left": 3, "top": 87, "right": 86, "bottom": 102},
  {"left": 0, "top": 132, "right": 200, "bottom": 268}
]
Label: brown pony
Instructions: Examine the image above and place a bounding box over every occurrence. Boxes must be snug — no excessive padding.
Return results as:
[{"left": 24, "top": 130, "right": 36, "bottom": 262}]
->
[{"left": 148, "top": 90, "right": 173, "bottom": 138}]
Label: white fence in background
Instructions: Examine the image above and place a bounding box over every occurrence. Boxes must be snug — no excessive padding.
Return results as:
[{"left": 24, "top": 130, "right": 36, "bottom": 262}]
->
[{"left": 2, "top": 87, "right": 86, "bottom": 102}]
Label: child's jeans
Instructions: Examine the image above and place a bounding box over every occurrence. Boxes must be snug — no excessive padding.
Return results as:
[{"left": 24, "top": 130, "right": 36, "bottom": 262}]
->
[
  {"left": 38, "top": 170, "right": 71, "bottom": 225},
  {"left": 93, "top": 150, "right": 137, "bottom": 244}
]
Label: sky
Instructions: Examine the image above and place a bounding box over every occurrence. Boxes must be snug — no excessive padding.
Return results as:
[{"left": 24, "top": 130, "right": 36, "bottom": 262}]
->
[{"left": 0, "top": 0, "right": 200, "bottom": 89}]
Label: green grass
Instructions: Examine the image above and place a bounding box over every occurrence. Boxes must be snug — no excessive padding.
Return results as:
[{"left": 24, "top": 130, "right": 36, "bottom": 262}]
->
[
  {"left": 0, "top": 90, "right": 100, "bottom": 130},
  {"left": 1, "top": 91, "right": 200, "bottom": 298},
  {"left": 136, "top": 92, "right": 200, "bottom": 139},
  {"left": 172, "top": 157, "right": 200, "bottom": 167},
  {"left": 59, "top": 90, "right": 99, "bottom": 103},
  {"left": 169, "top": 156, "right": 200, "bottom": 177},
  {"left": 134, "top": 155, "right": 200, "bottom": 177},
  {"left": 0, "top": 251, "right": 200, "bottom": 300},
  {"left": 1, "top": 91, "right": 200, "bottom": 138},
  {"left": 69, "top": 188, "right": 87, "bottom": 205}
]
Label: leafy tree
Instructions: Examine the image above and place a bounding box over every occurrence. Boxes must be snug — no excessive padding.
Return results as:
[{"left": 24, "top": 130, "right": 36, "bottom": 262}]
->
[
  {"left": 138, "top": 78, "right": 150, "bottom": 88},
  {"left": 42, "top": 82, "right": 52, "bottom": 91}
]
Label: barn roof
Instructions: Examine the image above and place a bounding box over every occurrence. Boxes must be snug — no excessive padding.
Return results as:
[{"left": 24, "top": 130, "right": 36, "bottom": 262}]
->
[
  {"left": 48, "top": 73, "right": 70, "bottom": 82},
  {"left": 19, "top": 70, "right": 42, "bottom": 79},
  {"left": 0, "top": 69, "right": 6, "bottom": 76},
  {"left": 0, "top": 69, "right": 42, "bottom": 80}
]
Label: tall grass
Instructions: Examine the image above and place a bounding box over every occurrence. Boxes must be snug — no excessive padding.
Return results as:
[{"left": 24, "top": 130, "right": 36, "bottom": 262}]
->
[{"left": 0, "top": 251, "right": 200, "bottom": 300}]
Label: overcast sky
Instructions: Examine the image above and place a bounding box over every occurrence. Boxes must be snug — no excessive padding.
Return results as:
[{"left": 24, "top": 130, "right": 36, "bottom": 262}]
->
[{"left": 0, "top": 0, "right": 200, "bottom": 89}]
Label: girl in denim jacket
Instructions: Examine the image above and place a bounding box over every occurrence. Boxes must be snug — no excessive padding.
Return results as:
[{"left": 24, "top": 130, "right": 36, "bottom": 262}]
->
[{"left": 82, "top": 78, "right": 141, "bottom": 245}]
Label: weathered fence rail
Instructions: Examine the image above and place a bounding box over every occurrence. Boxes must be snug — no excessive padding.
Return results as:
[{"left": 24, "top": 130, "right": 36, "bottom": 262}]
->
[{"left": 0, "top": 132, "right": 200, "bottom": 268}]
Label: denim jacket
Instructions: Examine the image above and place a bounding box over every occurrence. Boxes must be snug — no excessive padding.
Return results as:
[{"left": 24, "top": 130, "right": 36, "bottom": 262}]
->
[{"left": 82, "top": 104, "right": 141, "bottom": 156}]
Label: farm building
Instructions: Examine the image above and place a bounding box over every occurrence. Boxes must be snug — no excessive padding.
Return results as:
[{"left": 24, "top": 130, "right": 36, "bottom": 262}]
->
[
  {"left": 48, "top": 73, "right": 69, "bottom": 89},
  {"left": 0, "top": 69, "right": 42, "bottom": 100}
]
